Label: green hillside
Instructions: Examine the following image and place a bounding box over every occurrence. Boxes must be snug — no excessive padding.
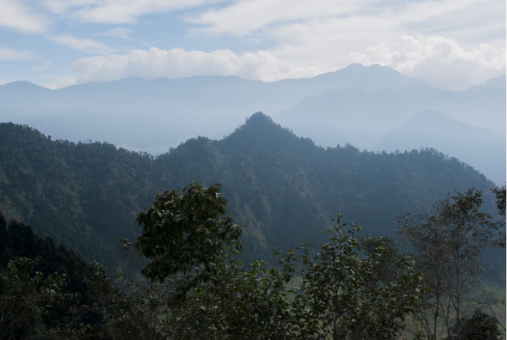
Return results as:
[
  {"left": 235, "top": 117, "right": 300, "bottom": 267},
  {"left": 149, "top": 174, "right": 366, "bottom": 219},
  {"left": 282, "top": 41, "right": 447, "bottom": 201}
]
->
[{"left": 0, "top": 112, "right": 500, "bottom": 272}]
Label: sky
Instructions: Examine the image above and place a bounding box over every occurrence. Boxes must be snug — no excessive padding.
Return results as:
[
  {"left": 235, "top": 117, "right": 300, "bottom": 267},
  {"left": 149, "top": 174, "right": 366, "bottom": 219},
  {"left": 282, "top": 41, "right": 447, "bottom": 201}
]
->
[{"left": 0, "top": 0, "right": 505, "bottom": 90}]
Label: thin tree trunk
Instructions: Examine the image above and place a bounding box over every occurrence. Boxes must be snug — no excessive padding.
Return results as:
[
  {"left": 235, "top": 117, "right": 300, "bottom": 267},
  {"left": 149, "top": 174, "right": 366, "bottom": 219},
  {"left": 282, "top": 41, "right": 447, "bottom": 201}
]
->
[{"left": 433, "top": 292, "right": 439, "bottom": 340}]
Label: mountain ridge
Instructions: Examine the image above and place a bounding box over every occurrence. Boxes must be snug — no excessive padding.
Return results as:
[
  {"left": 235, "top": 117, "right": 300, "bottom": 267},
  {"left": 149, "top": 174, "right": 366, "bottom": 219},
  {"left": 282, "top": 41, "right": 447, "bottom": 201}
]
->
[
  {"left": 377, "top": 109, "right": 506, "bottom": 185},
  {"left": 1, "top": 64, "right": 504, "bottom": 186},
  {"left": 0, "top": 112, "right": 501, "bottom": 275}
]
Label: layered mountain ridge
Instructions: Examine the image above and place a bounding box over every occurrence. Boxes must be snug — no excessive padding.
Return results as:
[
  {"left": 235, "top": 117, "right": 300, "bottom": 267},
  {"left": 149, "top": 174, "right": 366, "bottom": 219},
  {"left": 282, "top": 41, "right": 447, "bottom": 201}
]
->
[
  {"left": 1, "top": 64, "right": 504, "bottom": 184},
  {"left": 0, "top": 113, "right": 500, "bottom": 274}
]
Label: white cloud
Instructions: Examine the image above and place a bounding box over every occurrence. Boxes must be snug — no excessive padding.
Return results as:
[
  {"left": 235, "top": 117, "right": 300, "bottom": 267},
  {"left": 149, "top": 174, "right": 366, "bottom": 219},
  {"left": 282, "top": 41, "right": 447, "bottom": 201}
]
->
[
  {"left": 71, "top": 47, "right": 318, "bottom": 84},
  {"left": 350, "top": 35, "right": 506, "bottom": 90},
  {"left": 31, "top": 61, "right": 50, "bottom": 71},
  {"left": 0, "top": 47, "right": 32, "bottom": 60},
  {"left": 0, "top": 77, "right": 7, "bottom": 85},
  {"left": 0, "top": 0, "right": 47, "bottom": 33},
  {"left": 43, "top": 0, "right": 221, "bottom": 23},
  {"left": 187, "top": 0, "right": 504, "bottom": 41},
  {"left": 41, "top": 75, "right": 77, "bottom": 90},
  {"left": 30, "top": 0, "right": 504, "bottom": 90},
  {"left": 99, "top": 27, "right": 133, "bottom": 39},
  {"left": 48, "top": 34, "right": 113, "bottom": 54},
  {"left": 187, "top": 0, "right": 365, "bottom": 36},
  {"left": 195, "top": 0, "right": 503, "bottom": 90}
]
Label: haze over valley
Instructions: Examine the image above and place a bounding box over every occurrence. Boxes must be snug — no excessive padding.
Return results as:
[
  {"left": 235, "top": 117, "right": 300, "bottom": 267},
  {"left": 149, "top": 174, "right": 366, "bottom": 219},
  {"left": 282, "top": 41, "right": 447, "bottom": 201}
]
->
[{"left": 1, "top": 64, "right": 505, "bottom": 184}]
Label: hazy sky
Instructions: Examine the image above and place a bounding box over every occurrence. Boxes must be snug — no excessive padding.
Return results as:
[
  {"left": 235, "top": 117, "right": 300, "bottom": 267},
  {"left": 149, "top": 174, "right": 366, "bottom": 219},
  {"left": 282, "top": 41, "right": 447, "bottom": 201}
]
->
[{"left": 0, "top": 0, "right": 505, "bottom": 90}]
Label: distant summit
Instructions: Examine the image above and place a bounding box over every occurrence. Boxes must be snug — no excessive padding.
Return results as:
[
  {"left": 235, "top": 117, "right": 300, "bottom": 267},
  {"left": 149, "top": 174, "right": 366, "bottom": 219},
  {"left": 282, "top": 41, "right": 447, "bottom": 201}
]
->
[
  {"left": 464, "top": 74, "right": 506, "bottom": 94},
  {"left": 0, "top": 81, "right": 50, "bottom": 93}
]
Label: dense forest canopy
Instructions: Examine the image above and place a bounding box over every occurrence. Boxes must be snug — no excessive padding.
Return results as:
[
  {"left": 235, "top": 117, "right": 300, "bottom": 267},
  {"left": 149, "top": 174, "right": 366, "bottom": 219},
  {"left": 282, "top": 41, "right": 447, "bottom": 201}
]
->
[{"left": 0, "top": 112, "right": 501, "bottom": 274}]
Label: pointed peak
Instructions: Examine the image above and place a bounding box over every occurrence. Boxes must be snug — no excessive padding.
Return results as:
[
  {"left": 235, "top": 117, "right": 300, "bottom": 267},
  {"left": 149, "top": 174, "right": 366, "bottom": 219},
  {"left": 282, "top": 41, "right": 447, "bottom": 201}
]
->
[
  {"left": 223, "top": 112, "right": 289, "bottom": 142},
  {"left": 234, "top": 112, "right": 282, "bottom": 137},
  {"left": 244, "top": 112, "right": 275, "bottom": 125}
]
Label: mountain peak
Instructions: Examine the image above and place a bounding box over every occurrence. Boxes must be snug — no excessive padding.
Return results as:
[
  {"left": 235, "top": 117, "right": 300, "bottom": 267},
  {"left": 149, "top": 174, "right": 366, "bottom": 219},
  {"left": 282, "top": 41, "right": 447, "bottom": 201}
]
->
[
  {"left": 244, "top": 112, "right": 275, "bottom": 125},
  {"left": 233, "top": 112, "right": 284, "bottom": 138},
  {"left": 1, "top": 81, "right": 50, "bottom": 92},
  {"left": 464, "top": 74, "right": 506, "bottom": 93}
]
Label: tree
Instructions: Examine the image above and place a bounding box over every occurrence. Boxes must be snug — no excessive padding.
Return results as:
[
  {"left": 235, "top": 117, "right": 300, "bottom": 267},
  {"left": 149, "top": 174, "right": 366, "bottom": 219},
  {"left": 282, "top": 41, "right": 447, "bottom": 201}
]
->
[
  {"left": 122, "top": 183, "right": 427, "bottom": 340},
  {"left": 122, "top": 182, "right": 243, "bottom": 304},
  {"left": 298, "top": 214, "right": 425, "bottom": 340},
  {"left": 398, "top": 210, "right": 453, "bottom": 339},
  {"left": 448, "top": 309, "right": 501, "bottom": 340},
  {"left": 398, "top": 188, "right": 505, "bottom": 339},
  {"left": 491, "top": 185, "right": 506, "bottom": 216},
  {"left": 0, "top": 213, "right": 8, "bottom": 269},
  {"left": 124, "top": 183, "right": 304, "bottom": 339},
  {"left": 0, "top": 257, "right": 81, "bottom": 340},
  {"left": 80, "top": 263, "right": 173, "bottom": 340},
  {"left": 0, "top": 179, "right": 433, "bottom": 339},
  {"left": 160, "top": 250, "right": 301, "bottom": 340}
]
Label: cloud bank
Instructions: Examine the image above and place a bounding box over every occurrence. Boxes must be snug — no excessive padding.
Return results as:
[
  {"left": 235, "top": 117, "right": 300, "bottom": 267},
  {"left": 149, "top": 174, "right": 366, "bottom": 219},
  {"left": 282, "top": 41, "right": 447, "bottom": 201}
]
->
[
  {"left": 69, "top": 36, "right": 505, "bottom": 91},
  {"left": 72, "top": 47, "right": 319, "bottom": 84},
  {"left": 350, "top": 35, "right": 506, "bottom": 90}
]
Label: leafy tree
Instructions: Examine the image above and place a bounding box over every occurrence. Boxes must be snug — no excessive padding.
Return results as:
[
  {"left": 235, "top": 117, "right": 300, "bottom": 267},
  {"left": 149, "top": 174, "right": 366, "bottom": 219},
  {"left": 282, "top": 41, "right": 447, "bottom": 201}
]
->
[
  {"left": 298, "top": 214, "right": 425, "bottom": 340},
  {"left": 122, "top": 182, "right": 243, "bottom": 305},
  {"left": 1, "top": 214, "right": 92, "bottom": 297},
  {"left": 119, "top": 182, "right": 427, "bottom": 340},
  {"left": 80, "top": 263, "right": 173, "bottom": 340},
  {"left": 448, "top": 309, "right": 501, "bottom": 340},
  {"left": 0, "top": 257, "right": 81, "bottom": 340},
  {"left": 398, "top": 188, "right": 505, "bottom": 339},
  {"left": 161, "top": 250, "right": 301, "bottom": 340},
  {"left": 0, "top": 181, "right": 431, "bottom": 339},
  {"left": 491, "top": 185, "right": 506, "bottom": 216}
]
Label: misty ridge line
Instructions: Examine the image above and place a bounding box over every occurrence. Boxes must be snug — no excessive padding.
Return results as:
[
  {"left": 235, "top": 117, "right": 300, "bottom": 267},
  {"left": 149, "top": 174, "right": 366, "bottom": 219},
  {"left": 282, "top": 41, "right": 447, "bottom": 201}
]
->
[{"left": 0, "top": 63, "right": 505, "bottom": 185}]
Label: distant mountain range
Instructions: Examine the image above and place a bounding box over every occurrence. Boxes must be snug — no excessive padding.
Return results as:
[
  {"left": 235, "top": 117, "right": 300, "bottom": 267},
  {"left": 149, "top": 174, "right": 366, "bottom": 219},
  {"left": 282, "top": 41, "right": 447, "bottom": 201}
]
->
[{"left": 0, "top": 64, "right": 505, "bottom": 184}]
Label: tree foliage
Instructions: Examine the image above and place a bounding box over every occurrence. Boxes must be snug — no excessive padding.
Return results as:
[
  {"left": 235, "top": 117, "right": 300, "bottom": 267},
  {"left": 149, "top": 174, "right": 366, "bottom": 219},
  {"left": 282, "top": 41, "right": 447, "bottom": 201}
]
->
[
  {"left": 119, "top": 186, "right": 426, "bottom": 339},
  {"left": 128, "top": 182, "right": 242, "bottom": 283},
  {"left": 492, "top": 185, "right": 506, "bottom": 216},
  {"left": 0, "top": 257, "right": 81, "bottom": 340},
  {"left": 398, "top": 188, "right": 505, "bottom": 339},
  {"left": 448, "top": 308, "right": 502, "bottom": 340},
  {"left": 0, "top": 180, "right": 431, "bottom": 339},
  {"left": 297, "top": 215, "right": 425, "bottom": 340}
]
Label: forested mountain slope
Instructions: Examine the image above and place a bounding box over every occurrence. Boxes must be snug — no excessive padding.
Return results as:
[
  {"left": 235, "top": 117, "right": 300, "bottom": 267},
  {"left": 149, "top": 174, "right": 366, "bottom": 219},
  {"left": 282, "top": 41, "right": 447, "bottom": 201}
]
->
[
  {"left": 0, "top": 113, "right": 500, "bottom": 273},
  {"left": 377, "top": 110, "right": 506, "bottom": 185}
]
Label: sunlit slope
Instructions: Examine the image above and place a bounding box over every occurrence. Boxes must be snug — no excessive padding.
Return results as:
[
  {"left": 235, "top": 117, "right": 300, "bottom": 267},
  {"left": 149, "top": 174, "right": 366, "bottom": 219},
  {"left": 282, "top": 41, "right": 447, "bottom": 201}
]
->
[{"left": 0, "top": 113, "right": 500, "bottom": 272}]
